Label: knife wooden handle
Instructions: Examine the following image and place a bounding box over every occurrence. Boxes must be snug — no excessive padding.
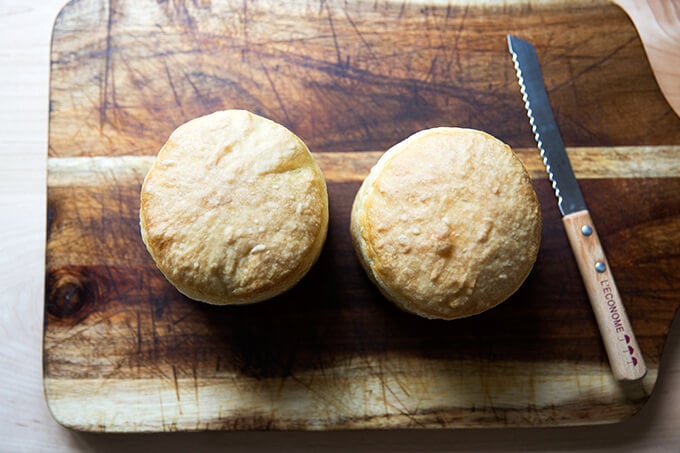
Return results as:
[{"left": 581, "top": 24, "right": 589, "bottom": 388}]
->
[{"left": 562, "top": 210, "right": 647, "bottom": 381}]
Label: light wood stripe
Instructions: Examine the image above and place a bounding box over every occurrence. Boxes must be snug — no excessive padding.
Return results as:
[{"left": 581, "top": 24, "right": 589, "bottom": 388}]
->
[
  {"left": 44, "top": 358, "right": 655, "bottom": 432},
  {"left": 46, "top": 146, "right": 680, "bottom": 187}
]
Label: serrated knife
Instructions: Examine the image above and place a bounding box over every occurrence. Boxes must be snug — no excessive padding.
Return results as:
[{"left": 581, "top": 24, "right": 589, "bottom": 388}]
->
[{"left": 507, "top": 34, "right": 646, "bottom": 381}]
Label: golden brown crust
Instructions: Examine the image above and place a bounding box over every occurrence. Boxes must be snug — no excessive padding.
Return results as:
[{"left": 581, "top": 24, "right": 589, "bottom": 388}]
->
[
  {"left": 140, "top": 110, "right": 328, "bottom": 305},
  {"left": 351, "top": 127, "right": 542, "bottom": 320}
]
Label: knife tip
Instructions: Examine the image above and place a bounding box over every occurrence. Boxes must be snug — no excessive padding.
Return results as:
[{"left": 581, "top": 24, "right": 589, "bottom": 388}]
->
[{"left": 506, "top": 34, "right": 533, "bottom": 54}]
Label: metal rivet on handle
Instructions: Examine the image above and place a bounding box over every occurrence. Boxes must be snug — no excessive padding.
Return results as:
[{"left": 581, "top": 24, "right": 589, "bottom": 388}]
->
[
  {"left": 581, "top": 225, "right": 593, "bottom": 236},
  {"left": 595, "top": 261, "right": 606, "bottom": 273}
]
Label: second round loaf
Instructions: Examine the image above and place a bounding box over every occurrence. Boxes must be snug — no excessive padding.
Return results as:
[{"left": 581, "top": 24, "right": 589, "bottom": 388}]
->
[{"left": 350, "top": 127, "right": 542, "bottom": 320}]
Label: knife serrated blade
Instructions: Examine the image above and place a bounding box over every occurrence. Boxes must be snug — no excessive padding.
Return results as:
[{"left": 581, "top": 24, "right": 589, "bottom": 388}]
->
[
  {"left": 507, "top": 34, "right": 646, "bottom": 381},
  {"left": 507, "top": 35, "right": 586, "bottom": 216}
]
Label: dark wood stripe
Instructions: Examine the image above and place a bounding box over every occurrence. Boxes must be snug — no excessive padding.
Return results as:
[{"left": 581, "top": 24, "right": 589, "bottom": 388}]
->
[{"left": 45, "top": 178, "right": 680, "bottom": 379}]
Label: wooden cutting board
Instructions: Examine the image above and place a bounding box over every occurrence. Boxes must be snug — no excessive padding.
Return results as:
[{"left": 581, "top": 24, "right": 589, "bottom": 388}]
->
[{"left": 44, "top": 0, "right": 680, "bottom": 431}]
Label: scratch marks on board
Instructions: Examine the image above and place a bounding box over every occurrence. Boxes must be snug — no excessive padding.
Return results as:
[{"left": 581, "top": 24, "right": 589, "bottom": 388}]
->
[
  {"left": 448, "top": 4, "right": 468, "bottom": 80},
  {"left": 172, "top": 364, "right": 181, "bottom": 404},
  {"left": 259, "top": 56, "right": 292, "bottom": 125},
  {"left": 343, "top": 8, "right": 378, "bottom": 63},
  {"left": 242, "top": 0, "right": 249, "bottom": 54},
  {"left": 324, "top": 2, "right": 345, "bottom": 69},
  {"left": 163, "top": 61, "right": 183, "bottom": 109},
  {"left": 549, "top": 35, "right": 638, "bottom": 95},
  {"left": 99, "top": 1, "right": 115, "bottom": 134}
]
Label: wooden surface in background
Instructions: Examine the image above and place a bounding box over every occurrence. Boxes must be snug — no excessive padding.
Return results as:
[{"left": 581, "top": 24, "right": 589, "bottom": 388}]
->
[
  {"left": 614, "top": 0, "right": 680, "bottom": 117},
  {"left": 44, "top": 0, "right": 680, "bottom": 432}
]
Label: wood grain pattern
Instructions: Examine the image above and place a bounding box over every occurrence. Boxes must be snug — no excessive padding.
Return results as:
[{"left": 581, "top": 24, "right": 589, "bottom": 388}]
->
[
  {"left": 45, "top": 156, "right": 680, "bottom": 430},
  {"left": 45, "top": 0, "right": 680, "bottom": 431},
  {"left": 614, "top": 0, "right": 680, "bottom": 116},
  {"left": 48, "top": 0, "right": 680, "bottom": 157}
]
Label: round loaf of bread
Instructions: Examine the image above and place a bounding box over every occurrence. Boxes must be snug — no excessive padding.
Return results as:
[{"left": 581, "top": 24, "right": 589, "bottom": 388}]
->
[
  {"left": 350, "top": 127, "right": 541, "bottom": 320},
  {"left": 140, "top": 110, "right": 329, "bottom": 305}
]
